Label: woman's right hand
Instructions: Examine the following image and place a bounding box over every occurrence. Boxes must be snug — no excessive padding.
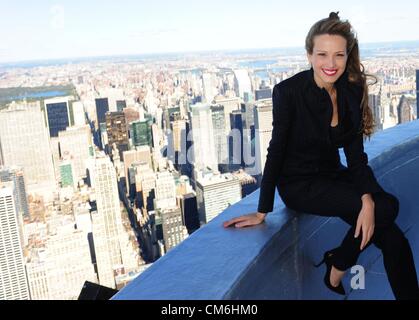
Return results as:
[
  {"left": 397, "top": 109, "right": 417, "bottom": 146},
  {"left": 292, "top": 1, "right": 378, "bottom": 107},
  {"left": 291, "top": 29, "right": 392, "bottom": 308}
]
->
[{"left": 223, "top": 212, "right": 267, "bottom": 228}]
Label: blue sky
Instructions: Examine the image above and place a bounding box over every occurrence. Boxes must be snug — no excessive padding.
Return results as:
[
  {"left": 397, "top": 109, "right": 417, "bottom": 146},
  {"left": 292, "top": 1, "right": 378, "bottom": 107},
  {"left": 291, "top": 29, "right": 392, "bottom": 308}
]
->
[{"left": 1, "top": 0, "right": 419, "bottom": 63}]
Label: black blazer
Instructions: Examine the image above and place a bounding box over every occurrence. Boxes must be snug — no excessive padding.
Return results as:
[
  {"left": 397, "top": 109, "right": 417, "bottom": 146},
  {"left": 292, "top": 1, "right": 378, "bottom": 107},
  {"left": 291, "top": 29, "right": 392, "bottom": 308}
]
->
[{"left": 257, "top": 67, "right": 382, "bottom": 214}]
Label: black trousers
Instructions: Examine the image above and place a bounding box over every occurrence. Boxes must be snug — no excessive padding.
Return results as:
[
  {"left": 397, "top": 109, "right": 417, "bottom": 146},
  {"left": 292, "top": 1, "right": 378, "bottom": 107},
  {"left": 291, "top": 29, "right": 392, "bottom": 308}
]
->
[{"left": 277, "top": 170, "right": 419, "bottom": 300}]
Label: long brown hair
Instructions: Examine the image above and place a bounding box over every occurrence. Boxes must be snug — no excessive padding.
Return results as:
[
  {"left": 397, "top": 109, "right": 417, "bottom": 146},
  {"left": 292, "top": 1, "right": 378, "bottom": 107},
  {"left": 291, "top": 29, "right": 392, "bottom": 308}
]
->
[{"left": 305, "top": 11, "right": 377, "bottom": 138}]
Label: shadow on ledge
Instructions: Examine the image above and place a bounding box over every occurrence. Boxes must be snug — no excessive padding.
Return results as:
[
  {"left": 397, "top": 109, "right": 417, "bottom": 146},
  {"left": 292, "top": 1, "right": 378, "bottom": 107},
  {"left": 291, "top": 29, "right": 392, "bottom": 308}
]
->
[{"left": 112, "top": 120, "right": 419, "bottom": 300}]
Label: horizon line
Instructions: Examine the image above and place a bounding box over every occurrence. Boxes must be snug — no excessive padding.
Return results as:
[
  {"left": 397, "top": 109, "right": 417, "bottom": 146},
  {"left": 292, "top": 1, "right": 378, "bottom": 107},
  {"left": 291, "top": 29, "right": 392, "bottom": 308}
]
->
[{"left": 2, "top": 38, "right": 419, "bottom": 67}]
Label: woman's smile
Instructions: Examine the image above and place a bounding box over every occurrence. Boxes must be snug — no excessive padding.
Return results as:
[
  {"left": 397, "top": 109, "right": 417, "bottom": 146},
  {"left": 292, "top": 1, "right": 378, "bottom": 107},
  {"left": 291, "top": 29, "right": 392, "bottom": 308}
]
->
[{"left": 322, "top": 68, "right": 338, "bottom": 76}]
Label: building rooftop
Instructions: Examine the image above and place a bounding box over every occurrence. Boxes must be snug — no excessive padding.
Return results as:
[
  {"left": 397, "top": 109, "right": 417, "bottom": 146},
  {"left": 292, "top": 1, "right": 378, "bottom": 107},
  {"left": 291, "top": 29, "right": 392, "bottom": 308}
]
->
[{"left": 113, "top": 119, "right": 419, "bottom": 300}]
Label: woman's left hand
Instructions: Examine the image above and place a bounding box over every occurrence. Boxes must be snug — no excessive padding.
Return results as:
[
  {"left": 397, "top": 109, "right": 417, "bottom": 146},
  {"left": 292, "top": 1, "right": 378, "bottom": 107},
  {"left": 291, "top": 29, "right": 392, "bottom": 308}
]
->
[{"left": 355, "top": 198, "right": 375, "bottom": 251}]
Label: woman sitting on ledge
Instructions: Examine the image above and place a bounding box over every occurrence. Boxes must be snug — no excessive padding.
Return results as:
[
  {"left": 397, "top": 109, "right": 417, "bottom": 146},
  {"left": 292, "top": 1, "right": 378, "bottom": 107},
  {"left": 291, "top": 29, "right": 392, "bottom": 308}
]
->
[{"left": 223, "top": 12, "right": 419, "bottom": 300}]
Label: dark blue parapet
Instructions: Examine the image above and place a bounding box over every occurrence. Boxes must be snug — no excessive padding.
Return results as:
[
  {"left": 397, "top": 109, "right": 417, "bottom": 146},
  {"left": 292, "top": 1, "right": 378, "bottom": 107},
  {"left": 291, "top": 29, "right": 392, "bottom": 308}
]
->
[{"left": 113, "top": 120, "right": 419, "bottom": 300}]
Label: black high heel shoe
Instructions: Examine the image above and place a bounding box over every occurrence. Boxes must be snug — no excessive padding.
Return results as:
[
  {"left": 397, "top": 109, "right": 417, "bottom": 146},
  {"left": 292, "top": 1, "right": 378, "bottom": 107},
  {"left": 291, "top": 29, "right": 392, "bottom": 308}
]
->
[{"left": 314, "top": 250, "right": 346, "bottom": 296}]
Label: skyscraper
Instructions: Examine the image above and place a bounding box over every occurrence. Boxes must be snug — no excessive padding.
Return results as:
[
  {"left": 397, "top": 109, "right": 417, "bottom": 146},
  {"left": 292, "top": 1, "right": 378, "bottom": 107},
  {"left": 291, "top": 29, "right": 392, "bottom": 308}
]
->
[
  {"left": 133, "top": 164, "right": 156, "bottom": 211},
  {"left": 95, "top": 98, "right": 109, "bottom": 126},
  {"left": 0, "top": 183, "right": 30, "bottom": 300},
  {"left": 233, "top": 69, "right": 252, "bottom": 99},
  {"left": 160, "top": 207, "right": 188, "bottom": 252},
  {"left": 253, "top": 101, "right": 273, "bottom": 176},
  {"left": 105, "top": 111, "right": 129, "bottom": 160},
  {"left": 202, "top": 72, "right": 218, "bottom": 103},
  {"left": 154, "top": 171, "right": 177, "bottom": 209},
  {"left": 116, "top": 100, "right": 127, "bottom": 112},
  {"left": 0, "top": 101, "right": 56, "bottom": 195},
  {"left": 123, "top": 106, "right": 140, "bottom": 126},
  {"left": 71, "top": 101, "right": 87, "bottom": 126},
  {"left": 171, "top": 119, "right": 186, "bottom": 153},
  {"left": 44, "top": 97, "right": 71, "bottom": 137},
  {"left": 189, "top": 103, "right": 218, "bottom": 177},
  {"left": 397, "top": 95, "right": 415, "bottom": 124},
  {"left": 255, "top": 87, "right": 272, "bottom": 101},
  {"left": 0, "top": 166, "right": 29, "bottom": 218},
  {"left": 229, "top": 110, "right": 245, "bottom": 170},
  {"left": 213, "top": 96, "right": 241, "bottom": 134},
  {"left": 196, "top": 172, "right": 242, "bottom": 225},
  {"left": 179, "top": 192, "right": 200, "bottom": 234},
  {"left": 131, "top": 119, "right": 153, "bottom": 147},
  {"left": 211, "top": 105, "right": 228, "bottom": 170},
  {"left": 380, "top": 86, "right": 398, "bottom": 130},
  {"left": 26, "top": 218, "right": 98, "bottom": 300},
  {"left": 123, "top": 146, "right": 152, "bottom": 193},
  {"left": 87, "top": 153, "right": 123, "bottom": 288},
  {"left": 58, "top": 125, "right": 93, "bottom": 181}
]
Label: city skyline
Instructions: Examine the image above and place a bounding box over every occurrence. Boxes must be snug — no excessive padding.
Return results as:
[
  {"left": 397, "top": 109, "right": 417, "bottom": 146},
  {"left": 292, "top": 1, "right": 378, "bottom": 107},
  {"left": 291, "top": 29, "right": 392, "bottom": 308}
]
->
[
  {"left": 1, "top": 0, "right": 419, "bottom": 63},
  {"left": 0, "top": 7, "right": 418, "bottom": 297}
]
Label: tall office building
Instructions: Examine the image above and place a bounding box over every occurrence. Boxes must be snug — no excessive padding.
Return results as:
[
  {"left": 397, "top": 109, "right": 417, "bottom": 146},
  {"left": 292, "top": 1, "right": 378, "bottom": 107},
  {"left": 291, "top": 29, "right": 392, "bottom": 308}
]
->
[
  {"left": 134, "top": 164, "right": 156, "bottom": 211},
  {"left": 202, "top": 72, "right": 218, "bottom": 103},
  {"left": 211, "top": 105, "right": 228, "bottom": 169},
  {"left": 167, "top": 106, "right": 181, "bottom": 123},
  {"left": 151, "top": 122, "right": 161, "bottom": 149},
  {"left": 189, "top": 103, "right": 218, "bottom": 176},
  {"left": 178, "top": 192, "right": 200, "bottom": 234},
  {"left": 116, "top": 100, "right": 127, "bottom": 112},
  {"left": 44, "top": 97, "right": 71, "bottom": 137},
  {"left": 177, "top": 120, "right": 193, "bottom": 179},
  {"left": 87, "top": 153, "right": 123, "bottom": 288},
  {"left": 123, "top": 106, "right": 140, "bottom": 126},
  {"left": 231, "top": 169, "right": 258, "bottom": 197},
  {"left": 160, "top": 207, "right": 188, "bottom": 252},
  {"left": 171, "top": 119, "right": 186, "bottom": 153},
  {"left": 117, "top": 215, "right": 143, "bottom": 274},
  {"left": 233, "top": 69, "right": 252, "bottom": 99},
  {"left": 242, "top": 101, "right": 255, "bottom": 131},
  {"left": 99, "top": 122, "right": 108, "bottom": 150},
  {"left": 25, "top": 257, "right": 49, "bottom": 300},
  {"left": 47, "top": 220, "right": 97, "bottom": 300},
  {"left": 26, "top": 217, "right": 97, "bottom": 300},
  {"left": 380, "top": 86, "right": 398, "bottom": 130},
  {"left": 229, "top": 110, "right": 245, "bottom": 170},
  {"left": 397, "top": 95, "right": 415, "bottom": 124},
  {"left": 58, "top": 125, "right": 92, "bottom": 182},
  {"left": 255, "top": 87, "right": 272, "bottom": 101},
  {"left": 105, "top": 111, "right": 129, "bottom": 160},
  {"left": 98, "top": 88, "right": 124, "bottom": 113},
  {"left": 254, "top": 101, "right": 273, "bottom": 176},
  {"left": 0, "top": 166, "right": 29, "bottom": 218},
  {"left": 213, "top": 96, "right": 241, "bottom": 134},
  {"left": 71, "top": 101, "right": 86, "bottom": 126},
  {"left": 154, "top": 171, "right": 177, "bottom": 209},
  {"left": 49, "top": 136, "right": 61, "bottom": 185},
  {"left": 123, "top": 146, "right": 152, "bottom": 193},
  {"left": 0, "top": 101, "right": 56, "bottom": 195},
  {"left": 131, "top": 118, "right": 153, "bottom": 147},
  {"left": 90, "top": 209, "right": 116, "bottom": 289},
  {"left": 174, "top": 175, "right": 194, "bottom": 196},
  {"left": 144, "top": 89, "right": 158, "bottom": 115},
  {"left": 368, "top": 93, "right": 381, "bottom": 130},
  {"left": 0, "top": 183, "right": 30, "bottom": 300},
  {"left": 170, "top": 118, "right": 188, "bottom": 172},
  {"left": 95, "top": 98, "right": 109, "bottom": 126},
  {"left": 196, "top": 172, "right": 242, "bottom": 224}
]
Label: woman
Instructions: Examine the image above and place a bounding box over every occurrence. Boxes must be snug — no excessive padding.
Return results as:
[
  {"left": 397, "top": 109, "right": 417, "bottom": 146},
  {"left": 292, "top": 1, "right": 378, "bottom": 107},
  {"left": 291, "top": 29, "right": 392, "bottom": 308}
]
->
[{"left": 223, "top": 12, "right": 419, "bottom": 300}]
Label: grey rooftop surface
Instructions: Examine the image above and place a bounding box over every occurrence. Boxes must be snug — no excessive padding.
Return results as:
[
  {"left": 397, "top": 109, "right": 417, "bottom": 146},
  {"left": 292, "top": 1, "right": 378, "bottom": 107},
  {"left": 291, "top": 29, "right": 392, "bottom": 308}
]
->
[{"left": 112, "top": 119, "right": 419, "bottom": 300}]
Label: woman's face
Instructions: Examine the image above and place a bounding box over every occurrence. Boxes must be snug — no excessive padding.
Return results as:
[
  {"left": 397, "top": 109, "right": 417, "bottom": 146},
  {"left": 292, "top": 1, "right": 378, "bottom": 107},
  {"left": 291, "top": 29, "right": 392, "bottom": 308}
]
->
[{"left": 307, "top": 34, "right": 348, "bottom": 89}]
